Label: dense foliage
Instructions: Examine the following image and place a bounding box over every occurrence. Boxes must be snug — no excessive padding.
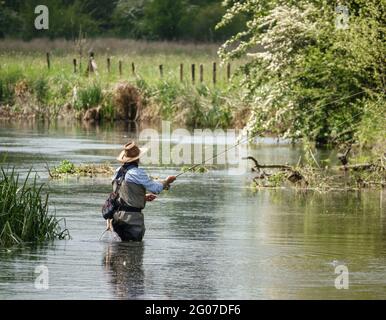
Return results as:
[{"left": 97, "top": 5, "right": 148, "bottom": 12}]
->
[
  {"left": 0, "top": 0, "right": 245, "bottom": 41},
  {"left": 218, "top": 0, "right": 385, "bottom": 146}
]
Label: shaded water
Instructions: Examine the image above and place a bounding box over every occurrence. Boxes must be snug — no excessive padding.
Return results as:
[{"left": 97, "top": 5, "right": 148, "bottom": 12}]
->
[{"left": 0, "top": 121, "right": 385, "bottom": 300}]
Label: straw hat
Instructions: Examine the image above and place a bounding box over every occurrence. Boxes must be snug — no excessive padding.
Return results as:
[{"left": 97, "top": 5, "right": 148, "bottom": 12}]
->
[{"left": 116, "top": 141, "right": 148, "bottom": 163}]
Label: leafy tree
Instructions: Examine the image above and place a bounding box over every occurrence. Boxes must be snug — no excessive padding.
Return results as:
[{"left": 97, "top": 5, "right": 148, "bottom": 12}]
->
[
  {"left": 179, "top": 2, "right": 246, "bottom": 41},
  {"left": 143, "top": 0, "right": 185, "bottom": 40},
  {"left": 0, "top": 0, "right": 245, "bottom": 41},
  {"left": 217, "top": 0, "right": 385, "bottom": 145},
  {"left": 3, "top": 0, "right": 24, "bottom": 11},
  {"left": 18, "top": 0, "right": 98, "bottom": 40},
  {"left": 78, "top": 0, "right": 119, "bottom": 32},
  {"left": 112, "top": 0, "right": 148, "bottom": 38},
  {"left": 0, "top": 2, "right": 23, "bottom": 37}
]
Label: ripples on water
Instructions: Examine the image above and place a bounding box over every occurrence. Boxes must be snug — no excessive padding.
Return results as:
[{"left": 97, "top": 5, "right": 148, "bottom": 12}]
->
[{"left": 0, "top": 121, "right": 385, "bottom": 299}]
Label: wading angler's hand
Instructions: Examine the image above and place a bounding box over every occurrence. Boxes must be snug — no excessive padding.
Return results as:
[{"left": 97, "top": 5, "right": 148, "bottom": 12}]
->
[
  {"left": 162, "top": 176, "right": 176, "bottom": 190},
  {"left": 166, "top": 176, "right": 176, "bottom": 184},
  {"left": 145, "top": 194, "right": 157, "bottom": 202}
]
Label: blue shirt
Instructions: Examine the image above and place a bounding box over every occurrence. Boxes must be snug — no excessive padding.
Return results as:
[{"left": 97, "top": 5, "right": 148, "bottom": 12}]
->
[{"left": 113, "top": 165, "right": 164, "bottom": 194}]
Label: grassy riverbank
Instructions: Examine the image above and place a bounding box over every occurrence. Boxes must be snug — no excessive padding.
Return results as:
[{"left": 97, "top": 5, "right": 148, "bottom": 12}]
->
[
  {"left": 0, "top": 39, "right": 384, "bottom": 162},
  {"left": 0, "top": 39, "right": 249, "bottom": 128}
]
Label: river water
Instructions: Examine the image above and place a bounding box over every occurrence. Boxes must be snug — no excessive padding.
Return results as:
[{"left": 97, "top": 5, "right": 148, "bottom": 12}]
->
[{"left": 0, "top": 120, "right": 385, "bottom": 300}]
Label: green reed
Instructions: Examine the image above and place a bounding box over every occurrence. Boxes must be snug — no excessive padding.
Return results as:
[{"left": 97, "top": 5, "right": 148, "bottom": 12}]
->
[{"left": 0, "top": 167, "right": 70, "bottom": 247}]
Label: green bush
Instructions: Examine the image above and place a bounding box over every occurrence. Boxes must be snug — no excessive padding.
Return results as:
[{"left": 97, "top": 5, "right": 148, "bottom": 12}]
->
[
  {"left": 0, "top": 4, "right": 23, "bottom": 38},
  {"left": 180, "top": 2, "right": 246, "bottom": 41},
  {"left": 143, "top": 0, "right": 185, "bottom": 40},
  {"left": 75, "top": 82, "right": 103, "bottom": 110},
  {"left": 155, "top": 81, "right": 184, "bottom": 118},
  {"left": 31, "top": 77, "right": 49, "bottom": 105},
  {"left": 100, "top": 92, "right": 115, "bottom": 121},
  {"left": 0, "top": 69, "right": 23, "bottom": 104}
]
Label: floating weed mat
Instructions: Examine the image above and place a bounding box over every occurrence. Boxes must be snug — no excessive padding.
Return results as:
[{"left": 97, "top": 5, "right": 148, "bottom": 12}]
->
[
  {"left": 0, "top": 167, "right": 70, "bottom": 247},
  {"left": 50, "top": 160, "right": 114, "bottom": 179},
  {"left": 180, "top": 165, "right": 209, "bottom": 174}
]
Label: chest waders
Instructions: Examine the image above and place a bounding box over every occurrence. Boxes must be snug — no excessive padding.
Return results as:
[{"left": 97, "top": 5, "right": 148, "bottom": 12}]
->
[{"left": 112, "top": 179, "right": 147, "bottom": 242}]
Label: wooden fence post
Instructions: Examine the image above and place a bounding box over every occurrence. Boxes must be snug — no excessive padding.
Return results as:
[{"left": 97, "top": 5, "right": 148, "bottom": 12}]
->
[
  {"left": 119, "top": 60, "right": 123, "bottom": 76},
  {"left": 73, "top": 58, "right": 77, "bottom": 73},
  {"left": 159, "top": 64, "right": 163, "bottom": 78},
  {"left": 191, "top": 64, "right": 195, "bottom": 84},
  {"left": 87, "top": 52, "right": 95, "bottom": 76},
  {"left": 213, "top": 62, "right": 217, "bottom": 85},
  {"left": 107, "top": 57, "right": 111, "bottom": 73},
  {"left": 200, "top": 64, "right": 204, "bottom": 83},
  {"left": 227, "top": 63, "right": 231, "bottom": 82},
  {"left": 132, "top": 62, "right": 136, "bottom": 75},
  {"left": 46, "top": 52, "right": 50, "bottom": 70},
  {"left": 180, "top": 64, "right": 184, "bottom": 82}
]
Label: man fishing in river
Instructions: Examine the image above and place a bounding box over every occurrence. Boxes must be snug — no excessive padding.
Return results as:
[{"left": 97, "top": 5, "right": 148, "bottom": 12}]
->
[{"left": 105, "top": 141, "right": 176, "bottom": 242}]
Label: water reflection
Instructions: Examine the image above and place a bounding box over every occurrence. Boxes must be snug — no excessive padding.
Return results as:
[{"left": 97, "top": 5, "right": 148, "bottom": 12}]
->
[
  {"left": 1, "top": 121, "right": 386, "bottom": 299},
  {"left": 103, "top": 242, "right": 145, "bottom": 299},
  {"left": 0, "top": 245, "right": 54, "bottom": 299}
]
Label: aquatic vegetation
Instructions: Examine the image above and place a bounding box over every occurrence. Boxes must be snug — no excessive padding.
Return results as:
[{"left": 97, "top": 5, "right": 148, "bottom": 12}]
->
[
  {"left": 181, "top": 165, "right": 208, "bottom": 174},
  {"left": 52, "top": 160, "right": 76, "bottom": 174},
  {"left": 0, "top": 168, "right": 70, "bottom": 247},
  {"left": 51, "top": 160, "right": 114, "bottom": 179}
]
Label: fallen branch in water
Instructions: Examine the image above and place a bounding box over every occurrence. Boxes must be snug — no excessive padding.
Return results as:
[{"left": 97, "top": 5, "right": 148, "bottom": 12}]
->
[
  {"left": 43, "top": 160, "right": 53, "bottom": 179},
  {"left": 243, "top": 156, "right": 308, "bottom": 186},
  {"left": 243, "top": 156, "right": 292, "bottom": 170},
  {"left": 244, "top": 155, "right": 385, "bottom": 190}
]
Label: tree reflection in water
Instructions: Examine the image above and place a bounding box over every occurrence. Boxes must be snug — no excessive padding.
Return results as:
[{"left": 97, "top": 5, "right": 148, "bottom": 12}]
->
[{"left": 103, "top": 242, "right": 145, "bottom": 299}]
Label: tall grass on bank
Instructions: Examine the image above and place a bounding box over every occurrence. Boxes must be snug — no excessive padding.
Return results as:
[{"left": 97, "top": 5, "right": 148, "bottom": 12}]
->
[
  {"left": 0, "top": 168, "right": 70, "bottom": 247},
  {"left": 75, "top": 82, "right": 103, "bottom": 111},
  {"left": 139, "top": 80, "right": 236, "bottom": 128},
  {"left": 0, "top": 42, "right": 247, "bottom": 127},
  {"left": 0, "top": 58, "right": 248, "bottom": 128}
]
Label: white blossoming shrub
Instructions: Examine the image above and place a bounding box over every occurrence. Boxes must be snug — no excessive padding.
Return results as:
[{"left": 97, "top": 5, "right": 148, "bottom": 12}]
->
[{"left": 217, "top": 0, "right": 385, "bottom": 146}]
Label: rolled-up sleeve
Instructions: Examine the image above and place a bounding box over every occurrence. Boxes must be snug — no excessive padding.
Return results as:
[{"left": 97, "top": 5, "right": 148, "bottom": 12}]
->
[{"left": 125, "top": 167, "right": 164, "bottom": 194}]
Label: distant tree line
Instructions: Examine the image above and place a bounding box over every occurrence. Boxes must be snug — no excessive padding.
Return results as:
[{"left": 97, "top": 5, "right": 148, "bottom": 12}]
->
[{"left": 0, "top": 0, "right": 246, "bottom": 41}]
